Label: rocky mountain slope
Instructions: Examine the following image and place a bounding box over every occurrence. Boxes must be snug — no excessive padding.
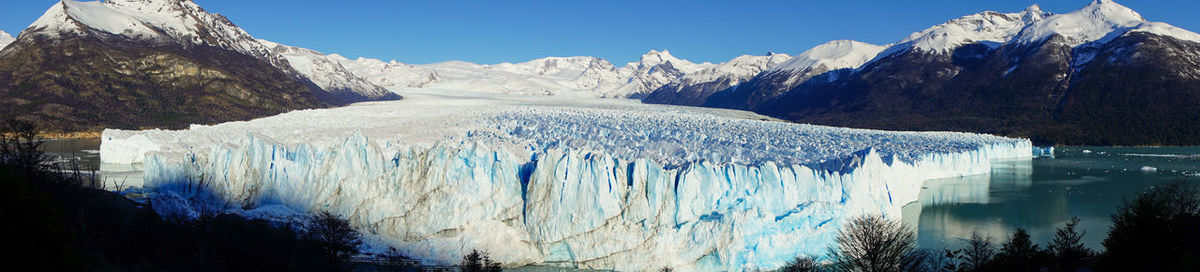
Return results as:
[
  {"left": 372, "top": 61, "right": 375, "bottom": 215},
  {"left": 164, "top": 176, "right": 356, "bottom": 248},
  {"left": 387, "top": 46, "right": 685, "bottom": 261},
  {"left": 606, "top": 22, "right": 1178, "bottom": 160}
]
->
[
  {"left": 642, "top": 52, "right": 792, "bottom": 105},
  {"left": 258, "top": 40, "right": 399, "bottom": 103},
  {"left": 665, "top": 0, "right": 1200, "bottom": 145},
  {"left": 0, "top": 0, "right": 395, "bottom": 132},
  {"left": 693, "top": 40, "right": 884, "bottom": 109}
]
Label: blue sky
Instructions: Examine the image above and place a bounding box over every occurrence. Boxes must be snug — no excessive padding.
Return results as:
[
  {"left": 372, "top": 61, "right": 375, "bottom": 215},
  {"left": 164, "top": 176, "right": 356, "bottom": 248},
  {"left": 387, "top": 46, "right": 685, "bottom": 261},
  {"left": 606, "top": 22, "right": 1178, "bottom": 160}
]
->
[{"left": 2, "top": 0, "right": 1198, "bottom": 64}]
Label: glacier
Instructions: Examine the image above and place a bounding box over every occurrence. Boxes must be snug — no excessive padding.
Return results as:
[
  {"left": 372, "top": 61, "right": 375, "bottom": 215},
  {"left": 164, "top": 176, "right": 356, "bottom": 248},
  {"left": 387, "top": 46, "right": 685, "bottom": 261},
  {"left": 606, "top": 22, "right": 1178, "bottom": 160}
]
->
[{"left": 102, "top": 92, "right": 1031, "bottom": 271}]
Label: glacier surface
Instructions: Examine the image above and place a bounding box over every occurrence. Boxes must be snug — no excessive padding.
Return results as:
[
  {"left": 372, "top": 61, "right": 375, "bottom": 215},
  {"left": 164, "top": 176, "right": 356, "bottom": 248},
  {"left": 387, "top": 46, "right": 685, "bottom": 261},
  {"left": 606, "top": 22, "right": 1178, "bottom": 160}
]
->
[{"left": 102, "top": 91, "right": 1031, "bottom": 270}]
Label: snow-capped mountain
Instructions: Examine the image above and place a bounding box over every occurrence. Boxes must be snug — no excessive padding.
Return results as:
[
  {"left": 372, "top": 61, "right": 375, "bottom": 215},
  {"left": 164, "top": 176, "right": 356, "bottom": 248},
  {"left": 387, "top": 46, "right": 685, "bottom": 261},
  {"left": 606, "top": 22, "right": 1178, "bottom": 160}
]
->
[
  {"left": 1014, "top": 0, "right": 1200, "bottom": 47},
  {"left": 665, "top": 40, "right": 884, "bottom": 109},
  {"left": 770, "top": 40, "right": 886, "bottom": 75},
  {"left": 0, "top": 31, "right": 14, "bottom": 50},
  {"left": 742, "top": 0, "right": 1200, "bottom": 145},
  {"left": 25, "top": 0, "right": 285, "bottom": 68},
  {"left": 258, "top": 40, "right": 399, "bottom": 103},
  {"left": 602, "top": 49, "right": 716, "bottom": 98},
  {"left": 642, "top": 52, "right": 792, "bottom": 105},
  {"left": 327, "top": 49, "right": 712, "bottom": 98},
  {"left": 0, "top": 0, "right": 345, "bottom": 131},
  {"left": 18, "top": 0, "right": 396, "bottom": 105},
  {"left": 888, "top": 5, "right": 1049, "bottom": 55}
]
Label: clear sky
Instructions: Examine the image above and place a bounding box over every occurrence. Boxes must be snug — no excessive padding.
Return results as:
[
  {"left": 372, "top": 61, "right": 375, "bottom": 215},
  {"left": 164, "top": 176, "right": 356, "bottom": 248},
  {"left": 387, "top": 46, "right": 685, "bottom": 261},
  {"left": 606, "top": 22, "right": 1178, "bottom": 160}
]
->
[{"left": 2, "top": 0, "right": 1198, "bottom": 65}]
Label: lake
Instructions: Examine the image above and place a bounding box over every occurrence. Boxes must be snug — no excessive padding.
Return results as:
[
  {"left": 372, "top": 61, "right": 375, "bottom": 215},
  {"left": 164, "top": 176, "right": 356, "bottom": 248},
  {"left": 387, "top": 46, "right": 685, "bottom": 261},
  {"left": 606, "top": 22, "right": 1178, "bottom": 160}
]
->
[
  {"left": 48, "top": 139, "right": 1200, "bottom": 254},
  {"left": 906, "top": 146, "right": 1200, "bottom": 251}
]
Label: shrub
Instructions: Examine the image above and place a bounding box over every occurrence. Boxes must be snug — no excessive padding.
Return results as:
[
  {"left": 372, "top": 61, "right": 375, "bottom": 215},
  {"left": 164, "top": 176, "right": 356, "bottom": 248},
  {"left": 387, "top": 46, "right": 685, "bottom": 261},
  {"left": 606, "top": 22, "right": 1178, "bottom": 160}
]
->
[
  {"left": 460, "top": 249, "right": 502, "bottom": 272},
  {"left": 308, "top": 211, "right": 363, "bottom": 263},
  {"left": 996, "top": 228, "right": 1047, "bottom": 271},
  {"left": 781, "top": 255, "right": 819, "bottom": 272},
  {"left": 1100, "top": 182, "right": 1200, "bottom": 271},
  {"left": 959, "top": 231, "right": 996, "bottom": 272},
  {"left": 828, "top": 215, "right": 927, "bottom": 272}
]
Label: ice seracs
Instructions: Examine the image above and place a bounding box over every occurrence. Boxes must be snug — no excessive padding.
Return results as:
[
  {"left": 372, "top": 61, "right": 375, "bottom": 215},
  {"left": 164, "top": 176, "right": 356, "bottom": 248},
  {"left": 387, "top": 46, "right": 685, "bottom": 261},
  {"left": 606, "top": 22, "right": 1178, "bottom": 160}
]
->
[{"left": 102, "top": 92, "right": 1032, "bottom": 271}]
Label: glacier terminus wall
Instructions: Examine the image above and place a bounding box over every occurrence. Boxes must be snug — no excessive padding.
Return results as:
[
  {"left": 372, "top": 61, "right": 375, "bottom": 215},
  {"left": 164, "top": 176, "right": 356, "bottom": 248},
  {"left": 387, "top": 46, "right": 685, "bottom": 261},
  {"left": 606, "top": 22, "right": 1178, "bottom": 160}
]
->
[{"left": 101, "top": 93, "right": 1032, "bottom": 271}]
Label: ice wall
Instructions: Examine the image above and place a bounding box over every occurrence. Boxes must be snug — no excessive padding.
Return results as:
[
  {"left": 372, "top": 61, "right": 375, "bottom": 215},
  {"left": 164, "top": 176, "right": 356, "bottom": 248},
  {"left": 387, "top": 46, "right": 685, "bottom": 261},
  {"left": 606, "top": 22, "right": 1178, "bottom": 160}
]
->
[{"left": 137, "top": 132, "right": 1031, "bottom": 271}]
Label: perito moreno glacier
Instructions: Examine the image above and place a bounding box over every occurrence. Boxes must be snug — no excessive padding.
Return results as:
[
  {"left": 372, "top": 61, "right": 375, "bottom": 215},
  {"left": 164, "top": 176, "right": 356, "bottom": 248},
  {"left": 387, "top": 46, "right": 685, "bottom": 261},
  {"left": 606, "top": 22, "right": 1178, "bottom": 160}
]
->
[{"left": 100, "top": 91, "right": 1032, "bottom": 271}]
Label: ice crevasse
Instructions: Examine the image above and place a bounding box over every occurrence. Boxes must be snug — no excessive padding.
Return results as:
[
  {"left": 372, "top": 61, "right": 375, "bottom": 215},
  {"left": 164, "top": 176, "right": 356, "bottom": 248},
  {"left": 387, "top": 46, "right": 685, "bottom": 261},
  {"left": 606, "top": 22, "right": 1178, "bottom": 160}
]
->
[
  {"left": 102, "top": 97, "right": 1033, "bottom": 270},
  {"left": 131, "top": 131, "right": 1030, "bottom": 271}
]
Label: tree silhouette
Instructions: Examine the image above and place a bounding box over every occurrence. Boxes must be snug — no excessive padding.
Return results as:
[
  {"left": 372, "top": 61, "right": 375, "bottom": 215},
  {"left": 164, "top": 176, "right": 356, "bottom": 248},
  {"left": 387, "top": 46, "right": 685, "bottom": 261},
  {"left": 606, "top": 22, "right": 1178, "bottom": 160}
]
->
[
  {"left": 1049, "top": 217, "right": 1093, "bottom": 271},
  {"left": 1101, "top": 182, "right": 1200, "bottom": 271},
  {"left": 308, "top": 211, "right": 363, "bottom": 263},
  {"left": 960, "top": 231, "right": 996, "bottom": 272},
  {"left": 781, "top": 255, "right": 819, "bottom": 272},
  {"left": 828, "top": 215, "right": 927, "bottom": 272},
  {"left": 997, "top": 228, "right": 1046, "bottom": 271},
  {"left": 460, "top": 249, "right": 502, "bottom": 272}
]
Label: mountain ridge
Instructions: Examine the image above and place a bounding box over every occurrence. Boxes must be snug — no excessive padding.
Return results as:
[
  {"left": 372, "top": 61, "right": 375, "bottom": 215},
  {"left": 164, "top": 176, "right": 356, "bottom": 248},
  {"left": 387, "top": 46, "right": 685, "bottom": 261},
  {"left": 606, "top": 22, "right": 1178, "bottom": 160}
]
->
[{"left": 728, "top": 0, "right": 1200, "bottom": 145}]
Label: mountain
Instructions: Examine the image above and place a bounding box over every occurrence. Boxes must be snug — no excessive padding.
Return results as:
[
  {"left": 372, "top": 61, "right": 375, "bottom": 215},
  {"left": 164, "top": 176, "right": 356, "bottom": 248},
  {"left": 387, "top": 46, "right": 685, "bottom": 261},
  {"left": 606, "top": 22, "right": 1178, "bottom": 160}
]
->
[
  {"left": 0, "top": 31, "right": 13, "bottom": 49},
  {"left": 330, "top": 49, "right": 712, "bottom": 98},
  {"left": 680, "top": 0, "right": 1200, "bottom": 145},
  {"left": 691, "top": 40, "right": 885, "bottom": 109},
  {"left": 0, "top": 0, "right": 396, "bottom": 132},
  {"left": 642, "top": 52, "right": 792, "bottom": 106},
  {"left": 604, "top": 49, "right": 716, "bottom": 98},
  {"left": 258, "top": 40, "right": 399, "bottom": 103}
]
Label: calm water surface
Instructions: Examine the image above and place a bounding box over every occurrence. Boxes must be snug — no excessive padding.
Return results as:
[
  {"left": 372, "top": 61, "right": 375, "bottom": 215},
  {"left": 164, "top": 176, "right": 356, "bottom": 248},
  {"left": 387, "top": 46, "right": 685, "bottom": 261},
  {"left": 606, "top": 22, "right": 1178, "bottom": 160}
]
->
[
  {"left": 45, "top": 138, "right": 143, "bottom": 189},
  {"left": 906, "top": 146, "right": 1200, "bottom": 251}
]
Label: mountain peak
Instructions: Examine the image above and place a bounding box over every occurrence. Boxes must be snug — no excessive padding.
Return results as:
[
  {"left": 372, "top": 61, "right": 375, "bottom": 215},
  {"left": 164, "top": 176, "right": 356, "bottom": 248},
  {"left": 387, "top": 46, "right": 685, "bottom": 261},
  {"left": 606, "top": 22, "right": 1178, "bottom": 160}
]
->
[
  {"left": 1022, "top": 4, "right": 1049, "bottom": 22},
  {"left": 0, "top": 30, "right": 14, "bottom": 49},
  {"left": 639, "top": 49, "right": 679, "bottom": 64},
  {"left": 1083, "top": 0, "right": 1143, "bottom": 22},
  {"left": 771, "top": 40, "right": 884, "bottom": 73},
  {"left": 25, "top": 0, "right": 277, "bottom": 63},
  {"left": 895, "top": 8, "right": 1032, "bottom": 53},
  {"left": 1015, "top": 0, "right": 1148, "bottom": 46},
  {"left": 1024, "top": 4, "right": 1043, "bottom": 14}
]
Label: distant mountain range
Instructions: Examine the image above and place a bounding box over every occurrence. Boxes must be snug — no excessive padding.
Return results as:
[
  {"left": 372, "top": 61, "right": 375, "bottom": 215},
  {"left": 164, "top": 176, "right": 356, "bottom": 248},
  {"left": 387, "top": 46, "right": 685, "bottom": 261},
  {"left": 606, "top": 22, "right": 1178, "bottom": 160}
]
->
[
  {"left": 649, "top": 0, "right": 1200, "bottom": 146},
  {"left": 0, "top": 0, "right": 1196, "bottom": 145}
]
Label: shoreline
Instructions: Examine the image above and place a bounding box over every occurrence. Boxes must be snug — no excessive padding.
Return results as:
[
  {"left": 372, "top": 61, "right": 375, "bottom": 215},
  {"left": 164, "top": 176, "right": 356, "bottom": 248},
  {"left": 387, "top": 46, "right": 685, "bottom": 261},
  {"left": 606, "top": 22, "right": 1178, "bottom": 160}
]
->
[{"left": 41, "top": 131, "right": 103, "bottom": 140}]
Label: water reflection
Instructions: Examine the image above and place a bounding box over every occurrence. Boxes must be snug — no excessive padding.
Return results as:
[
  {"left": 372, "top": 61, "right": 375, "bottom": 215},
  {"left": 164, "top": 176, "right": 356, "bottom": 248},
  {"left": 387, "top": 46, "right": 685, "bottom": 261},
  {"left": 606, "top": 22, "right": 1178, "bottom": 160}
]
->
[
  {"left": 907, "top": 146, "right": 1200, "bottom": 251},
  {"left": 43, "top": 138, "right": 143, "bottom": 190}
]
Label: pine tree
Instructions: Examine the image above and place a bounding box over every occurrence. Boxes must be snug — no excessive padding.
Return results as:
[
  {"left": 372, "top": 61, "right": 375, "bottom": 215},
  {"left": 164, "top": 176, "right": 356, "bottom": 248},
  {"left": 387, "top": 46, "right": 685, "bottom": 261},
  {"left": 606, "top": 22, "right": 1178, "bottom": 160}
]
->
[
  {"left": 998, "top": 228, "right": 1045, "bottom": 271},
  {"left": 1049, "top": 217, "right": 1093, "bottom": 271}
]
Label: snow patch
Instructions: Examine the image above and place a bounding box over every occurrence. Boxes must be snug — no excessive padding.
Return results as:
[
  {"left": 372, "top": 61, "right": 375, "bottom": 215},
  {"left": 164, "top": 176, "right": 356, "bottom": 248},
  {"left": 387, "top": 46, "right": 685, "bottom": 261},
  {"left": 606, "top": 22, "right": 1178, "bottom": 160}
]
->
[{"left": 0, "top": 31, "right": 13, "bottom": 49}]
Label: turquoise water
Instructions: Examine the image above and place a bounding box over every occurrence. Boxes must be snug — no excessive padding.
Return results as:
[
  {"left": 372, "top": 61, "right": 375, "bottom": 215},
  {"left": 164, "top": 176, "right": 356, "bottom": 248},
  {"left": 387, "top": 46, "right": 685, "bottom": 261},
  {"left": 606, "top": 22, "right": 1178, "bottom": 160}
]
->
[{"left": 906, "top": 146, "right": 1200, "bottom": 251}]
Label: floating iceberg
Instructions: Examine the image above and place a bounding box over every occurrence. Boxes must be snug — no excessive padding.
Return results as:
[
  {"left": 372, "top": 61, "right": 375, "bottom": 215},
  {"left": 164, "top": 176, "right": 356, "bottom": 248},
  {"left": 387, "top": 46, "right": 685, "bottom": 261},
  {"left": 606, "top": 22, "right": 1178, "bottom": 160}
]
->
[{"left": 102, "top": 92, "right": 1032, "bottom": 271}]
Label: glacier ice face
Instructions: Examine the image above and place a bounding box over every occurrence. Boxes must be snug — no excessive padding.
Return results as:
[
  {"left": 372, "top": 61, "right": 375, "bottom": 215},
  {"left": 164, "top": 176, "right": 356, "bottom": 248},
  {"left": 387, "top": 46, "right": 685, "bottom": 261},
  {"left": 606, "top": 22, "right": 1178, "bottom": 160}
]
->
[
  {"left": 138, "top": 133, "right": 1030, "bottom": 271},
  {"left": 104, "top": 94, "right": 1032, "bottom": 270}
]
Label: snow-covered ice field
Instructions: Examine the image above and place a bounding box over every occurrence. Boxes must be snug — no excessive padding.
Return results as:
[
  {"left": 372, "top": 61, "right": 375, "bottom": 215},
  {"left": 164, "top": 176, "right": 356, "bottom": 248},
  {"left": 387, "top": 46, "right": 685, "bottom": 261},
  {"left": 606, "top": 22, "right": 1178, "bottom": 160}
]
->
[{"left": 100, "top": 89, "right": 1031, "bottom": 271}]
